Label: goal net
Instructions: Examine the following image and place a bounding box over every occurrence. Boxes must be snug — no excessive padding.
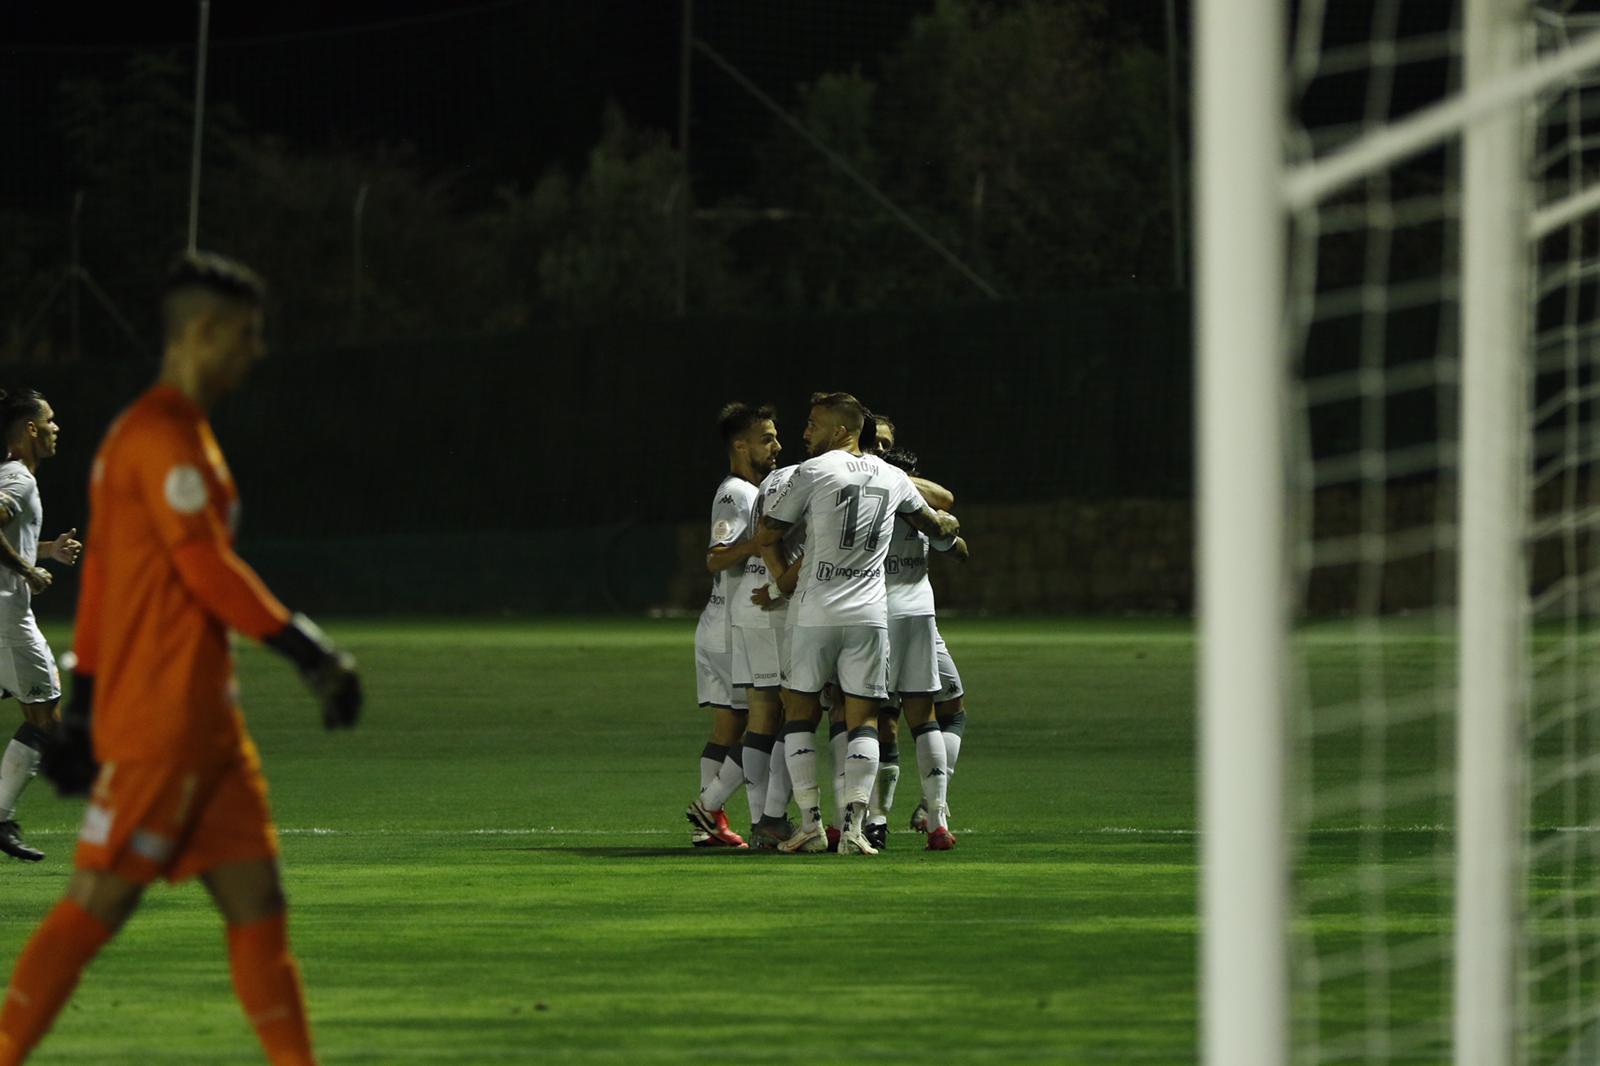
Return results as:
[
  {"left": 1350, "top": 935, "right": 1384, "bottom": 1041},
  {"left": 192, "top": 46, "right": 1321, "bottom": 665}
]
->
[{"left": 1199, "top": 2, "right": 1600, "bottom": 1064}]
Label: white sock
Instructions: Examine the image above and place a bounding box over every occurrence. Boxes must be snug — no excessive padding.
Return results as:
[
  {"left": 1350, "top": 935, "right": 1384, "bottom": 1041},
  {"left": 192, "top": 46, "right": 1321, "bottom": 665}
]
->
[
  {"left": 783, "top": 724, "right": 822, "bottom": 831},
  {"left": 702, "top": 750, "right": 746, "bottom": 812},
  {"left": 741, "top": 740, "right": 771, "bottom": 826},
  {"left": 0, "top": 738, "right": 42, "bottom": 822},
  {"left": 699, "top": 742, "right": 728, "bottom": 795},
  {"left": 843, "top": 727, "right": 879, "bottom": 812},
  {"left": 938, "top": 711, "right": 966, "bottom": 777},
  {"left": 943, "top": 732, "right": 963, "bottom": 778},
  {"left": 870, "top": 761, "right": 901, "bottom": 819},
  {"left": 829, "top": 725, "right": 848, "bottom": 819},
  {"left": 763, "top": 737, "right": 792, "bottom": 821},
  {"left": 914, "top": 724, "right": 951, "bottom": 831}
]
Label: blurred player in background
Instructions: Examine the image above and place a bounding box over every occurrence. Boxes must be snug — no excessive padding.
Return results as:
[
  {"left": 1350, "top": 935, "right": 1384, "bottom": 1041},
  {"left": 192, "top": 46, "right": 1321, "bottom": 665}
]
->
[
  {"left": 683, "top": 403, "right": 779, "bottom": 849},
  {"left": 759, "top": 392, "right": 957, "bottom": 855},
  {"left": 0, "top": 252, "right": 362, "bottom": 1066},
  {"left": 0, "top": 389, "right": 83, "bottom": 863}
]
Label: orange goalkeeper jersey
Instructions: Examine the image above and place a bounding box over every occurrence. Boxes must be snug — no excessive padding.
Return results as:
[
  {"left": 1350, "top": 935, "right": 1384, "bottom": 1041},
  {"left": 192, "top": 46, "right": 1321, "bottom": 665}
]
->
[{"left": 75, "top": 385, "right": 289, "bottom": 765}]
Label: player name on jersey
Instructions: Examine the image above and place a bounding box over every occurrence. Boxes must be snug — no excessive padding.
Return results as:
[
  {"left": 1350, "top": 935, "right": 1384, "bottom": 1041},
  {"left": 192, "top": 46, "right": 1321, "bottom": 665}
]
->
[{"left": 767, "top": 450, "right": 923, "bottom": 628}]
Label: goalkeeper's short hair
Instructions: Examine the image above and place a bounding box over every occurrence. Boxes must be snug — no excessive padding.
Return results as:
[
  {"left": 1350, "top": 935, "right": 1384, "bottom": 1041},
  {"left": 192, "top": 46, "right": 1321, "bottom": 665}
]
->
[{"left": 161, "top": 251, "right": 266, "bottom": 343}]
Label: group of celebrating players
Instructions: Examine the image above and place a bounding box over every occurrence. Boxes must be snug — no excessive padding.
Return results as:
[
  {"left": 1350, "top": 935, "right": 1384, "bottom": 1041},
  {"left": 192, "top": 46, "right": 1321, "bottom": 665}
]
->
[{"left": 685, "top": 392, "right": 970, "bottom": 855}]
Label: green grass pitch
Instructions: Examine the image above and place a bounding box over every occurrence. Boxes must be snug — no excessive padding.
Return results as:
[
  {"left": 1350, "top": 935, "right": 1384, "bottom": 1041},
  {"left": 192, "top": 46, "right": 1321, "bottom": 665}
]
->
[{"left": 0, "top": 616, "right": 1467, "bottom": 1064}]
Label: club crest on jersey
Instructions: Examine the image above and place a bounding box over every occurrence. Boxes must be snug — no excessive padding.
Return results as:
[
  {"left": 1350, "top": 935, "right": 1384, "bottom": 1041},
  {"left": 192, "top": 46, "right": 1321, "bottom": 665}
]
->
[
  {"left": 712, "top": 519, "right": 734, "bottom": 542},
  {"left": 163, "top": 464, "right": 208, "bottom": 514}
]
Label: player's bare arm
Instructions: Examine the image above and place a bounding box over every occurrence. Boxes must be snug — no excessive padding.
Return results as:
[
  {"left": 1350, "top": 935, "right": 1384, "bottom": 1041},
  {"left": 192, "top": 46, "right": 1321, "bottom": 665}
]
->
[
  {"left": 752, "top": 546, "right": 804, "bottom": 608},
  {"left": 910, "top": 475, "right": 955, "bottom": 512},
  {"left": 904, "top": 506, "right": 959, "bottom": 540},
  {"left": 755, "top": 514, "right": 792, "bottom": 548},
  {"left": 39, "top": 527, "right": 82, "bottom": 566},
  {"left": 705, "top": 538, "right": 760, "bottom": 574},
  {"left": 0, "top": 525, "right": 50, "bottom": 594}
]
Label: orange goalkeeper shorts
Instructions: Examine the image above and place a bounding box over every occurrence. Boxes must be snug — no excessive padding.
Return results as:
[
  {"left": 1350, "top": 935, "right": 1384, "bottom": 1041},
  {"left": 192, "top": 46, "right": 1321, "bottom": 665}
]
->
[{"left": 73, "top": 739, "right": 279, "bottom": 885}]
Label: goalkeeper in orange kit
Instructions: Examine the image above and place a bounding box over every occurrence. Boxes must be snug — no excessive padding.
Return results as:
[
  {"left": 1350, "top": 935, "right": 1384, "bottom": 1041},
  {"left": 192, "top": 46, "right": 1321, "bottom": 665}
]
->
[{"left": 0, "top": 252, "right": 362, "bottom": 1066}]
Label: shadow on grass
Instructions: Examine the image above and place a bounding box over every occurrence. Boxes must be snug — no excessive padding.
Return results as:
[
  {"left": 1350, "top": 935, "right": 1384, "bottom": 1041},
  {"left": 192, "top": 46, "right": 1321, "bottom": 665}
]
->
[{"left": 497, "top": 845, "right": 786, "bottom": 858}]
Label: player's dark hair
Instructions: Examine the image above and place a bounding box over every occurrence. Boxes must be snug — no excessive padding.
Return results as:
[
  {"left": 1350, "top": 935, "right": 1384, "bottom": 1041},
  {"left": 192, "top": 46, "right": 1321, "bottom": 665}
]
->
[
  {"left": 881, "top": 448, "right": 920, "bottom": 475},
  {"left": 869, "top": 412, "right": 895, "bottom": 442},
  {"left": 808, "top": 391, "right": 867, "bottom": 435},
  {"left": 0, "top": 388, "right": 47, "bottom": 445},
  {"left": 161, "top": 251, "right": 266, "bottom": 343},
  {"left": 717, "top": 402, "right": 777, "bottom": 448}
]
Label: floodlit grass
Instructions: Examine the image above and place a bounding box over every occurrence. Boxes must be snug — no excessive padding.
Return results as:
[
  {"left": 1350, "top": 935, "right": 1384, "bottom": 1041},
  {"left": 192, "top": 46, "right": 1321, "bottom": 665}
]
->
[{"left": 0, "top": 616, "right": 1524, "bottom": 1063}]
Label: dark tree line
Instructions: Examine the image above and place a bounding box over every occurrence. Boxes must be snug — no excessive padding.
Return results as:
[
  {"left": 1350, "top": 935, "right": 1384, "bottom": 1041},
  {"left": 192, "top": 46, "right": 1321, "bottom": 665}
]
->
[{"left": 1, "top": 0, "right": 1177, "bottom": 359}]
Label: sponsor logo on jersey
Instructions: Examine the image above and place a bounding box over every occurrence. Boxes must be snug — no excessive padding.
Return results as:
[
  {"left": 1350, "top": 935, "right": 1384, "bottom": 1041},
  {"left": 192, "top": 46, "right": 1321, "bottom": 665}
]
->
[
  {"left": 815, "top": 561, "right": 882, "bottom": 583},
  {"left": 718, "top": 494, "right": 735, "bottom": 504}
]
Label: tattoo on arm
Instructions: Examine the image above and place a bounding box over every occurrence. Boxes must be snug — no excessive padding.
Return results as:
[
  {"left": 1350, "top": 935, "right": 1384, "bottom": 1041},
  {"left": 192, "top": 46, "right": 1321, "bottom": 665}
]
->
[{"left": 905, "top": 507, "right": 951, "bottom": 538}]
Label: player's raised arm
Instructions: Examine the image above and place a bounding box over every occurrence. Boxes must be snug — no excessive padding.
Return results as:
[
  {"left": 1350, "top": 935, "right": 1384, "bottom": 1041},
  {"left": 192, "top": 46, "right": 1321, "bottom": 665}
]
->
[
  {"left": 910, "top": 476, "right": 954, "bottom": 512},
  {"left": 706, "top": 538, "right": 760, "bottom": 573},
  {"left": 902, "top": 506, "right": 959, "bottom": 540},
  {"left": 755, "top": 513, "right": 793, "bottom": 548}
]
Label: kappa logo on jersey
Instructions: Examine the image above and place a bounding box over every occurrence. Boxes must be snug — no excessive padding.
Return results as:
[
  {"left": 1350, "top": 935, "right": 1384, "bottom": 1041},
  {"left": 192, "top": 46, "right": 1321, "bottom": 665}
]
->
[
  {"left": 815, "top": 561, "right": 882, "bottom": 583},
  {"left": 718, "top": 494, "right": 735, "bottom": 504}
]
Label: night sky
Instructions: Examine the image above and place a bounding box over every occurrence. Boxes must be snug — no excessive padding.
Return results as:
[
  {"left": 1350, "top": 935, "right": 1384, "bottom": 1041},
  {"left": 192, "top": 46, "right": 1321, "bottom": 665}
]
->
[{"left": 2, "top": 0, "right": 1193, "bottom": 209}]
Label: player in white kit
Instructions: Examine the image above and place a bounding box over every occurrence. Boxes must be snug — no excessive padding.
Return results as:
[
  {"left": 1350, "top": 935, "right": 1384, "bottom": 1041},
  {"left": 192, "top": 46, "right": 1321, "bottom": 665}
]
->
[
  {"left": 684, "top": 403, "right": 781, "bottom": 848},
  {"left": 757, "top": 392, "right": 958, "bottom": 856},
  {"left": 877, "top": 446, "right": 967, "bottom": 850},
  {"left": 731, "top": 457, "right": 807, "bottom": 848},
  {"left": 856, "top": 415, "right": 959, "bottom": 849},
  {"left": 0, "top": 390, "right": 84, "bottom": 862}
]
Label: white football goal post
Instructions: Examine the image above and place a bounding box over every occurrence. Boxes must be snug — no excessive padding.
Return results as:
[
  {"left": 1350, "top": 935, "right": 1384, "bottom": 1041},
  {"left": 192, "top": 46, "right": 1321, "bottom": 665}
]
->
[{"left": 1199, "top": 2, "right": 1600, "bottom": 1063}]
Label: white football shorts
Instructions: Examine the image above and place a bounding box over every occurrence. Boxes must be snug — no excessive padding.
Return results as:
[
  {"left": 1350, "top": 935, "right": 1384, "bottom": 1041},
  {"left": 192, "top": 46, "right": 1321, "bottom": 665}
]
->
[
  {"left": 694, "top": 636, "right": 748, "bottom": 711},
  {"left": 887, "top": 614, "right": 940, "bottom": 695},
  {"left": 934, "top": 626, "right": 964, "bottom": 703},
  {"left": 0, "top": 624, "right": 61, "bottom": 704},
  {"left": 787, "top": 624, "right": 889, "bottom": 701},
  {"left": 732, "top": 625, "right": 787, "bottom": 690}
]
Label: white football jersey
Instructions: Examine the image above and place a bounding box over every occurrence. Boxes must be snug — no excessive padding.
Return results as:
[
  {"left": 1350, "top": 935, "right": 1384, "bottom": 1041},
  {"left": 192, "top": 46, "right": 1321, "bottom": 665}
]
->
[
  {"left": 695, "top": 475, "right": 758, "bottom": 653},
  {"left": 885, "top": 514, "right": 936, "bottom": 619},
  {"left": 0, "top": 461, "right": 42, "bottom": 641},
  {"left": 766, "top": 449, "right": 924, "bottom": 627},
  {"left": 731, "top": 464, "right": 806, "bottom": 630}
]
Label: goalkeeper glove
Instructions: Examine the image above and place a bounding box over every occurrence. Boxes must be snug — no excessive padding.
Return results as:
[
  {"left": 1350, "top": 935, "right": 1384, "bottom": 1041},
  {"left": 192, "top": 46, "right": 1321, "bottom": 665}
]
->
[
  {"left": 42, "top": 671, "right": 99, "bottom": 796},
  {"left": 264, "top": 613, "right": 362, "bottom": 729}
]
